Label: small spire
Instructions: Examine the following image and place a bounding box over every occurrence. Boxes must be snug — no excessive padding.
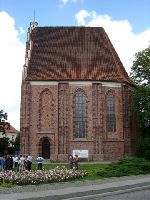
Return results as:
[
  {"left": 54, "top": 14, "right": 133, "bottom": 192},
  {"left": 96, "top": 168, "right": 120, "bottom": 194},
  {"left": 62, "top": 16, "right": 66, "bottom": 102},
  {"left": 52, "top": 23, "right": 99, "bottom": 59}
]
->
[
  {"left": 33, "top": 9, "right": 36, "bottom": 22},
  {"left": 29, "top": 10, "right": 38, "bottom": 32},
  {"left": 30, "top": 10, "right": 38, "bottom": 32}
]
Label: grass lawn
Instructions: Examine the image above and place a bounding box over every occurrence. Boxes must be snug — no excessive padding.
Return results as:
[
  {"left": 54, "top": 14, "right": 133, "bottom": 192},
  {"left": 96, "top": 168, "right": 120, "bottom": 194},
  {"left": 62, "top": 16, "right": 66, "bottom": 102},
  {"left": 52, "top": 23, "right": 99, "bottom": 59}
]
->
[{"left": 32, "top": 157, "right": 150, "bottom": 180}]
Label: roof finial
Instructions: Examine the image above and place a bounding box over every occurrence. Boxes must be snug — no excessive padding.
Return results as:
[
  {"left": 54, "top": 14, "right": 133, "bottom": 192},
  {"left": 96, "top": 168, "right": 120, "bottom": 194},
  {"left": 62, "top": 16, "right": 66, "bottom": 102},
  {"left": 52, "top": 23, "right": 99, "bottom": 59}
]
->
[
  {"left": 33, "top": 9, "right": 36, "bottom": 22},
  {"left": 29, "top": 10, "right": 38, "bottom": 32}
]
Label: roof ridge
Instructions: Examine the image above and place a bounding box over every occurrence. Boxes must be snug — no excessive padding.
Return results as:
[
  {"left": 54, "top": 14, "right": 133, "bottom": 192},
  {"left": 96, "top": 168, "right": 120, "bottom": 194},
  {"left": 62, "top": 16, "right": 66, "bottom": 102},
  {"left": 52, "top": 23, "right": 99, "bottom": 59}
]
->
[{"left": 36, "top": 26, "right": 104, "bottom": 28}]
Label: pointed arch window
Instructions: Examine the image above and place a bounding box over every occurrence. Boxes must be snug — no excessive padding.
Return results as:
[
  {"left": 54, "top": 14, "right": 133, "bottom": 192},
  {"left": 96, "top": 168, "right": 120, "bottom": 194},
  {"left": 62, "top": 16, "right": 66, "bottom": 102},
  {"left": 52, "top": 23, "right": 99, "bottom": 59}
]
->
[
  {"left": 73, "top": 90, "right": 87, "bottom": 138},
  {"left": 107, "top": 90, "right": 116, "bottom": 132},
  {"left": 38, "top": 89, "right": 52, "bottom": 131}
]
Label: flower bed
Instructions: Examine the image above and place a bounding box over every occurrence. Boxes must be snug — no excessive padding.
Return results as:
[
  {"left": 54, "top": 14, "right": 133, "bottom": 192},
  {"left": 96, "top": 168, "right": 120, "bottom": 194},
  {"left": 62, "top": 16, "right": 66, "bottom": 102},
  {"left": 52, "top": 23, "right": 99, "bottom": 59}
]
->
[{"left": 0, "top": 166, "right": 87, "bottom": 185}]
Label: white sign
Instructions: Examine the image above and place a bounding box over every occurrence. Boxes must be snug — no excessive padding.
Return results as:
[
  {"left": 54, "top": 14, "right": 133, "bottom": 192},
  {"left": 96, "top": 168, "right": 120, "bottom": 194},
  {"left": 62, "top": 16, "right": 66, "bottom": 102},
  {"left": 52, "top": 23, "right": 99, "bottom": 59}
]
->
[{"left": 72, "top": 150, "right": 89, "bottom": 158}]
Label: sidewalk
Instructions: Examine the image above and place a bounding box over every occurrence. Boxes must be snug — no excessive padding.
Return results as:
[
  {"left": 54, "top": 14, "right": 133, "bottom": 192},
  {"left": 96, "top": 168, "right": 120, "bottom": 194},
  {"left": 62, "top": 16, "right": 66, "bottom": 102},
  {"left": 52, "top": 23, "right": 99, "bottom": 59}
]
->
[{"left": 1, "top": 174, "right": 150, "bottom": 200}]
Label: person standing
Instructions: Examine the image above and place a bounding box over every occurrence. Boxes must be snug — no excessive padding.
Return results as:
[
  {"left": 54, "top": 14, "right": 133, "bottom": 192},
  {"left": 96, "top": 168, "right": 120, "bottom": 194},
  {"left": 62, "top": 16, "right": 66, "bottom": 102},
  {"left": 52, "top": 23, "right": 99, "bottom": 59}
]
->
[
  {"left": 4, "top": 155, "right": 9, "bottom": 170},
  {"left": 13, "top": 156, "right": 19, "bottom": 171},
  {"left": 9, "top": 156, "right": 13, "bottom": 170},
  {"left": 26, "top": 155, "right": 32, "bottom": 170},
  {"left": 36, "top": 155, "right": 44, "bottom": 170},
  {"left": 18, "top": 155, "right": 25, "bottom": 172},
  {"left": 5, "top": 155, "right": 13, "bottom": 170},
  {"left": 68, "top": 154, "right": 73, "bottom": 169},
  {"left": 0, "top": 156, "right": 5, "bottom": 171},
  {"left": 74, "top": 154, "right": 79, "bottom": 170}
]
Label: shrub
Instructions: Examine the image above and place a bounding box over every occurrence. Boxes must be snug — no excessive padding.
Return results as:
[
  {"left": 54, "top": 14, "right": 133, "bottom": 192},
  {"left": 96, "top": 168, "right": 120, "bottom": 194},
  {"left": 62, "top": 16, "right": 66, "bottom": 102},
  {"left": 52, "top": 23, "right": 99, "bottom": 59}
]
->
[
  {"left": 136, "top": 137, "right": 150, "bottom": 161},
  {"left": 97, "top": 157, "right": 150, "bottom": 178}
]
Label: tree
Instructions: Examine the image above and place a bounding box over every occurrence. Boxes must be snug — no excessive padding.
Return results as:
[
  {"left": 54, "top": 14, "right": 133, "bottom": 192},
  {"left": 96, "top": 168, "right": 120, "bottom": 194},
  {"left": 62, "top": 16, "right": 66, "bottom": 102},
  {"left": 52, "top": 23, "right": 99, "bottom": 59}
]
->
[
  {"left": 130, "top": 46, "right": 150, "bottom": 159},
  {"left": 130, "top": 47, "right": 150, "bottom": 86},
  {"left": 0, "top": 137, "right": 10, "bottom": 155},
  {"left": 136, "top": 137, "right": 150, "bottom": 161},
  {"left": 0, "top": 109, "right": 10, "bottom": 134},
  {"left": 130, "top": 46, "right": 150, "bottom": 137},
  {"left": 0, "top": 109, "right": 10, "bottom": 154},
  {"left": 131, "top": 86, "right": 150, "bottom": 136}
]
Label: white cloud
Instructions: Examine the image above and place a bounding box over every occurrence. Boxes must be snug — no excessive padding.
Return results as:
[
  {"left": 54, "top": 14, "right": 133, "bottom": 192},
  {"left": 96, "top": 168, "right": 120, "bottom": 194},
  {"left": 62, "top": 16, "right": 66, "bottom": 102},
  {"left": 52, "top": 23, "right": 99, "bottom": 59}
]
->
[
  {"left": 19, "top": 26, "right": 25, "bottom": 34},
  {"left": 59, "top": 0, "right": 69, "bottom": 5},
  {"left": 0, "top": 11, "right": 25, "bottom": 130},
  {"left": 59, "top": 0, "right": 84, "bottom": 6},
  {"left": 75, "top": 10, "right": 150, "bottom": 73},
  {"left": 75, "top": 9, "right": 91, "bottom": 25}
]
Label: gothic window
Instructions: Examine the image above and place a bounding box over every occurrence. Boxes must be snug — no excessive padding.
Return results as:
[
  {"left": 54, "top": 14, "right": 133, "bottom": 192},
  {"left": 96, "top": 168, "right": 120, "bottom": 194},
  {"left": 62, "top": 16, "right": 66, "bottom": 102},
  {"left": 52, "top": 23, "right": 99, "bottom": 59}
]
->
[
  {"left": 107, "top": 90, "right": 116, "bottom": 132},
  {"left": 73, "top": 90, "right": 87, "bottom": 138},
  {"left": 39, "top": 89, "right": 51, "bottom": 131}
]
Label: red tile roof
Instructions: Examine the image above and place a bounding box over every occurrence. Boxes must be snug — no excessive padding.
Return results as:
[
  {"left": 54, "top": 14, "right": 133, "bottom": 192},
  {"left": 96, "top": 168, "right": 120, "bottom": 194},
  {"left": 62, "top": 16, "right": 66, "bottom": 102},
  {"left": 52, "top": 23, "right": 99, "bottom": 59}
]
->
[
  {"left": 5, "top": 125, "right": 19, "bottom": 133},
  {"left": 25, "top": 26, "right": 133, "bottom": 85}
]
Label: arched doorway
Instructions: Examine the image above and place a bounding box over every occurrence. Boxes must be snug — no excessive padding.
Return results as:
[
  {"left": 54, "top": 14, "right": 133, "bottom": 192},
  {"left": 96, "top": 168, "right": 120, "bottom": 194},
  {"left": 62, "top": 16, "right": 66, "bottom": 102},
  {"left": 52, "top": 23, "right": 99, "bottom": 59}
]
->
[{"left": 42, "top": 138, "right": 50, "bottom": 159}]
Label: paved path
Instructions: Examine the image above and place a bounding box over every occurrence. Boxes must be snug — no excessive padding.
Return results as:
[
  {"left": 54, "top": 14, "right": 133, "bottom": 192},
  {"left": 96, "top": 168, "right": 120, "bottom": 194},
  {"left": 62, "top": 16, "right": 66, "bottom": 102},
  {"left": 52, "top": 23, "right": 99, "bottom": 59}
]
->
[{"left": 1, "top": 175, "right": 150, "bottom": 200}]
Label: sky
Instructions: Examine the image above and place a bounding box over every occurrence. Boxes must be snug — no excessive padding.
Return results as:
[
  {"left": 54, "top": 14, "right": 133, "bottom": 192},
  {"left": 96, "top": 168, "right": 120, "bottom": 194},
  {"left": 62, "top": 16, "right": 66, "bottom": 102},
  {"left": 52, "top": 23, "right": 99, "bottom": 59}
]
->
[{"left": 0, "top": 0, "right": 150, "bottom": 130}]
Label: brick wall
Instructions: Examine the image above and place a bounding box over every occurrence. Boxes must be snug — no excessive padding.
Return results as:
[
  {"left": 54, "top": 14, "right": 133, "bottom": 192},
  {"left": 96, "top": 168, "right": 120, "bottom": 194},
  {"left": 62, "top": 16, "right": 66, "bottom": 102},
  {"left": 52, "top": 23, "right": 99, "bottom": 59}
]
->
[{"left": 20, "top": 81, "right": 138, "bottom": 161}]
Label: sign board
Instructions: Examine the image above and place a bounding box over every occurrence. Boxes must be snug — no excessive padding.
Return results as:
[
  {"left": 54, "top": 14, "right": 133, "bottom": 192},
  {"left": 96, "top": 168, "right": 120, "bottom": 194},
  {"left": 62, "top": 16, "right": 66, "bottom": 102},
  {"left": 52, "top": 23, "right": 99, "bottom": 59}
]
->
[{"left": 72, "top": 150, "right": 89, "bottom": 158}]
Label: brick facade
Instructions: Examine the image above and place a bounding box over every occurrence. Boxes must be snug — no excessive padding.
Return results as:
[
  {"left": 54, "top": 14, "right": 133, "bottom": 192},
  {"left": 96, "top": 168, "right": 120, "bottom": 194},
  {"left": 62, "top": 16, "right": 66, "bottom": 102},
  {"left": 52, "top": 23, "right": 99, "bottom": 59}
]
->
[{"left": 20, "top": 81, "right": 137, "bottom": 161}]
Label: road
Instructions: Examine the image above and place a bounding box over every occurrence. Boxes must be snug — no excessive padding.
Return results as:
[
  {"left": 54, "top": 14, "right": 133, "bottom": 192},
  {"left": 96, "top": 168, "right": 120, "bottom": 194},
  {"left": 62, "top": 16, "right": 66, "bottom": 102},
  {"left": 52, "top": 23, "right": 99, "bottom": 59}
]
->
[
  {"left": 102, "top": 188, "right": 150, "bottom": 200},
  {"left": 24, "top": 186, "right": 150, "bottom": 200},
  {"left": 87, "top": 187, "right": 150, "bottom": 200}
]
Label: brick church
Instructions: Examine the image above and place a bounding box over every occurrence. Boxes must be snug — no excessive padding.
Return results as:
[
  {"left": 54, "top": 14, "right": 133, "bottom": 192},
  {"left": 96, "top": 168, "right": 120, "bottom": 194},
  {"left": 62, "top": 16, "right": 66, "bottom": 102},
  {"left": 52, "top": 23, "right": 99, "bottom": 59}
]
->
[{"left": 20, "top": 21, "right": 138, "bottom": 161}]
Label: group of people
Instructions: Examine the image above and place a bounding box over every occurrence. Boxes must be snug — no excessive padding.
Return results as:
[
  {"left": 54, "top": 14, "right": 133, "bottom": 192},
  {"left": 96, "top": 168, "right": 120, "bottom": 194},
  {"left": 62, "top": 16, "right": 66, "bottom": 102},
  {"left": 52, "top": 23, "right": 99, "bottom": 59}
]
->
[
  {"left": 0, "top": 154, "right": 78, "bottom": 171},
  {"left": 0, "top": 155, "right": 33, "bottom": 172},
  {"left": 68, "top": 154, "right": 79, "bottom": 170},
  {"left": 0, "top": 154, "right": 44, "bottom": 172}
]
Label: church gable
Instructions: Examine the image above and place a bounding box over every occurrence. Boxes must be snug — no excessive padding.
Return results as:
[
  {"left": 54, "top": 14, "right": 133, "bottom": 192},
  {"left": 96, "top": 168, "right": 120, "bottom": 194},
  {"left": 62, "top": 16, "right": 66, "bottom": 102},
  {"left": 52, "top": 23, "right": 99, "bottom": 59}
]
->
[{"left": 25, "top": 25, "right": 132, "bottom": 85}]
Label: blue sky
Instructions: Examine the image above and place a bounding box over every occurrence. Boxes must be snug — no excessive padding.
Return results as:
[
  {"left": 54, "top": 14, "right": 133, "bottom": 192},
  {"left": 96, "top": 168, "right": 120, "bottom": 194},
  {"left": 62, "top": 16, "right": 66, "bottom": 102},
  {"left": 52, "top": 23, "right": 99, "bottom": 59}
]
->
[
  {"left": 1, "top": 0, "right": 150, "bottom": 36},
  {"left": 0, "top": 0, "right": 150, "bottom": 129}
]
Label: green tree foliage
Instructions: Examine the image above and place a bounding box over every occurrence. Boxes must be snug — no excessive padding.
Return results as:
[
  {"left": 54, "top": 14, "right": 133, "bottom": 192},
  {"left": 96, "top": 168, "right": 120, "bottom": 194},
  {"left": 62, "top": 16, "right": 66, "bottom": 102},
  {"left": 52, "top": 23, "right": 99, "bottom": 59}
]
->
[
  {"left": 0, "top": 109, "right": 10, "bottom": 154},
  {"left": 130, "top": 47, "right": 150, "bottom": 86},
  {"left": 0, "top": 137, "right": 10, "bottom": 155},
  {"left": 0, "top": 109, "right": 10, "bottom": 134},
  {"left": 130, "top": 47, "right": 150, "bottom": 159},
  {"left": 130, "top": 47, "right": 150, "bottom": 137},
  {"left": 131, "top": 86, "right": 150, "bottom": 136},
  {"left": 97, "top": 157, "right": 150, "bottom": 177},
  {"left": 136, "top": 137, "right": 150, "bottom": 161}
]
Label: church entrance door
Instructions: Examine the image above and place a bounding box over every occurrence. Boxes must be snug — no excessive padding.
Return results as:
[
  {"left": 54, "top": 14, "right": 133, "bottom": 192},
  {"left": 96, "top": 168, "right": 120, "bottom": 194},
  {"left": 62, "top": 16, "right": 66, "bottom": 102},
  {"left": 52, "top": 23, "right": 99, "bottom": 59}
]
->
[{"left": 42, "top": 138, "right": 50, "bottom": 159}]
